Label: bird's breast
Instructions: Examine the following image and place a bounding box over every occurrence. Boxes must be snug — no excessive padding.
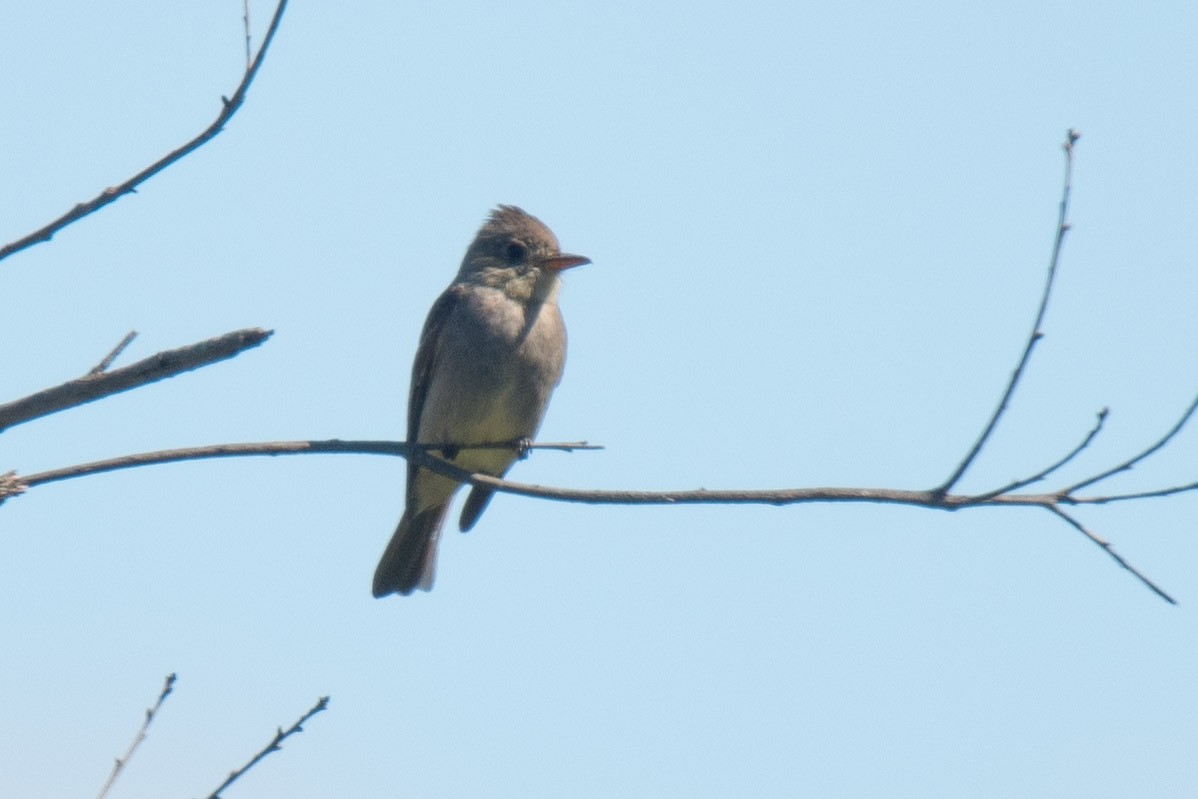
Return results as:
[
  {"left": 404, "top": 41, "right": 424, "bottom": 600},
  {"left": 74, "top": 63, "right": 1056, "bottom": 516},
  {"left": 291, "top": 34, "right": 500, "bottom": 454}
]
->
[{"left": 417, "top": 288, "right": 566, "bottom": 460}]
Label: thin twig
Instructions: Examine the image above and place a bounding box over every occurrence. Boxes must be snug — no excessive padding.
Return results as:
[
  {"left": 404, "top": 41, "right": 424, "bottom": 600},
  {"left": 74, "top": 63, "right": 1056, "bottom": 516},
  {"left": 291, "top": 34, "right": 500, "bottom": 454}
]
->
[
  {"left": 0, "top": 327, "right": 272, "bottom": 433},
  {"left": 88, "top": 330, "right": 139, "bottom": 375},
  {"left": 199, "top": 696, "right": 329, "bottom": 799},
  {"left": 0, "top": 0, "right": 290, "bottom": 263},
  {"left": 1065, "top": 391, "right": 1198, "bottom": 494},
  {"left": 967, "top": 408, "right": 1108, "bottom": 502},
  {"left": 1070, "top": 480, "right": 1198, "bottom": 505},
  {"left": 1045, "top": 506, "right": 1176, "bottom": 604},
  {"left": 935, "top": 129, "right": 1081, "bottom": 496},
  {"left": 243, "top": 0, "right": 253, "bottom": 69},
  {"left": 96, "top": 673, "right": 177, "bottom": 799}
]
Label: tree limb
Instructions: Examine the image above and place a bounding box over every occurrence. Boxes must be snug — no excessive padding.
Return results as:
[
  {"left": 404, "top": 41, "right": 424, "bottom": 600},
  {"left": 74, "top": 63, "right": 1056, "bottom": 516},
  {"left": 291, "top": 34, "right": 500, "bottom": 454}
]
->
[
  {"left": 2, "top": 440, "right": 599, "bottom": 496},
  {"left": 3, "top": 430, "right": 1194, "bottom": 603},
  {"left": 0, "top": 0, "right": 290, "bottom": 264},
  {"left": 0, "top": 435, "right": 1176, "bottom": 511},
  {"left": 0, "top": 327, "right": 272, "bottom": 433}
]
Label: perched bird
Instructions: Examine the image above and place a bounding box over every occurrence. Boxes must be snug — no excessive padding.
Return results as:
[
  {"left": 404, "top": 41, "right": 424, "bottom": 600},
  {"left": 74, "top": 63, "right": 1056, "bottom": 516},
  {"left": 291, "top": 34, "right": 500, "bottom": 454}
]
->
[{"left": 372, "top": 206, "right": 590, "bottom": 597}]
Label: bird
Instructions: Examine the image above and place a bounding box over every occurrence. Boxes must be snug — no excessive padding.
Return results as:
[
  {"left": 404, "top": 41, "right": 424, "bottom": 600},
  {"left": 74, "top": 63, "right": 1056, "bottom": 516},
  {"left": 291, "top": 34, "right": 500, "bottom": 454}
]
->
[{"left": 372, "top": 205, "right": 590, "bottom": 597}]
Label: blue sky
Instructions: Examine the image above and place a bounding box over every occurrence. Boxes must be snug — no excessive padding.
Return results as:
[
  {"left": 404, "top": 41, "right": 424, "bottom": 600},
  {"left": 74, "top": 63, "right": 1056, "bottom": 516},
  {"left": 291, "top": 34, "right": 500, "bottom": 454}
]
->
[{"left": 2, "top": 1, "right": 1197, "bottom": 796}]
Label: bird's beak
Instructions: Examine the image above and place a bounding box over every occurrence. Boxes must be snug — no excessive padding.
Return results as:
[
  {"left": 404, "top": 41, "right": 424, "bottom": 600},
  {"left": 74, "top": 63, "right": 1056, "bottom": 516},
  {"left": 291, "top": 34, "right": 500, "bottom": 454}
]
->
[{"left": 542, "top": 253, "right": 591, "bottom": 272}]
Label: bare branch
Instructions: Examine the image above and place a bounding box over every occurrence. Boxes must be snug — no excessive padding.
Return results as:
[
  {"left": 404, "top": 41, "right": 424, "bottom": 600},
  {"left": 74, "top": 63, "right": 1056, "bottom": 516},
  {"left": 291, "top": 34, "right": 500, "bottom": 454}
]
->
[
  {"left": 1064, "top": 391, "right": 1198, "bottom": 494},
  {"left": 0, "top": 0, "right": 290, "bottom": 263},
  {"left": 407, "top": 450, "right": 1182, "bottom": 604},
  {"left": 1, "top": 435, "right": 1187, "bottom": 602},
  {"left": 967, "top": 408, "right": 1108, "bottom": 502},
  {"left": 0, "top": 436, "right": 1164, "bottom": 512},
  {"left": 3, "top": 440, "right": 599, "bottom": 498},
  {"left": 88, "top": 330, "right": 139, "bottom": 375},
  {"left": 199, "top": 696, "right": 329, "bottom": 799},
  {"left": 935, "top": 129, "right": 1081, "bottom": 496},
  {"left": 1045, "top": 506, "right": 1176, "bottom": 604},
  {"left": 0, "top": 328, "right": 272, "bottom": 434},
  {"left": 96, "top": 673, "right": 177, "bottom": 799}
]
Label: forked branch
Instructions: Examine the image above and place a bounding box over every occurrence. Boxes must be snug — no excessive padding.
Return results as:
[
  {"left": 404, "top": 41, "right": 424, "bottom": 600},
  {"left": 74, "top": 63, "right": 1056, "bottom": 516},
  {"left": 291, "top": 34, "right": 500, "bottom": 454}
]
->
[{"left": 0, "top": 327, "right": 272, "bottom": 433}]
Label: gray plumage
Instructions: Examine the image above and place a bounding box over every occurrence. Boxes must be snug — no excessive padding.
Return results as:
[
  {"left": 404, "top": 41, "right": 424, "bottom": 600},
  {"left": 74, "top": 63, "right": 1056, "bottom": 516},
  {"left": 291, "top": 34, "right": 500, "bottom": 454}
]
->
[{"left": 372, "top": 206, "right": 589, "bottom": 597}]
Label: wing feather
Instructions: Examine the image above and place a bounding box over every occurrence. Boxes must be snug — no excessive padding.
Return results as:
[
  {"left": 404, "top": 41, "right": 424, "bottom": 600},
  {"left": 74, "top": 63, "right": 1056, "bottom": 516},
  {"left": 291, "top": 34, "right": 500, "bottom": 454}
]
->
[{"left": 406, "top": 285, "right": 464, "bottom": 504}]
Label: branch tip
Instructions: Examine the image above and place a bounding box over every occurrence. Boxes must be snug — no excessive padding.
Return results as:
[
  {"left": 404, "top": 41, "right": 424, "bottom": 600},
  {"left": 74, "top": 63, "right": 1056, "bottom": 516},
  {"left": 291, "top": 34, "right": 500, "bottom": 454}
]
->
[
  {"left": 200, "top": 691, "right": 329, "bottom": 799},
  {"left": 1066, "top": 391, "right": 1198, "bottom": 494},
  {"left": 934, "top": 136, "right": 1077, "bottom": 495},
  {"left": 1047, "top": 506, "right": 1176, "bottom": 605},
  {"left": 95, "top": 671, "right": 179, "bottom": 799},
  {"left": 0, "top": 0, "right": 291, "bottom": 263}
]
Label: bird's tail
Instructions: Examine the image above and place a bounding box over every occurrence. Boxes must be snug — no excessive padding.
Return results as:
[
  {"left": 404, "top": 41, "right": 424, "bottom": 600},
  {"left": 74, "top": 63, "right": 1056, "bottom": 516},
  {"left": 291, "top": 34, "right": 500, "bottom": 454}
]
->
[{"left": 372, "top": 504, "right": 449, "bottom": 597}]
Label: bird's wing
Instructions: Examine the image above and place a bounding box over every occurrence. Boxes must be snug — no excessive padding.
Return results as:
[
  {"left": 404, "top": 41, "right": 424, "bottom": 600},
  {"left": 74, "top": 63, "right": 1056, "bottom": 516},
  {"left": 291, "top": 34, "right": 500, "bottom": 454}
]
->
[{"left": 406, "top": 284, "right": 464, "bottom": 501}]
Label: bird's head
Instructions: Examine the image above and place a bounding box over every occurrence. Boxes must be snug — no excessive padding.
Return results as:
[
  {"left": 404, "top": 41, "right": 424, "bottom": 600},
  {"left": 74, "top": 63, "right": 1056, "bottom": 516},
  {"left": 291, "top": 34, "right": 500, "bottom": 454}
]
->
[{"left": 457, "top": 205, "right": 590, "bottom": 303}]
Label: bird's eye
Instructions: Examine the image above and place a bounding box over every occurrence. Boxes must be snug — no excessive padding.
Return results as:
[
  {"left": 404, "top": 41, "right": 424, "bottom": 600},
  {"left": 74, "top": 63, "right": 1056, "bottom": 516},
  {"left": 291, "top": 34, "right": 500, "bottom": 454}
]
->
[{"left": 504, "top": 242, "right": 527, "bottom": 265}]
